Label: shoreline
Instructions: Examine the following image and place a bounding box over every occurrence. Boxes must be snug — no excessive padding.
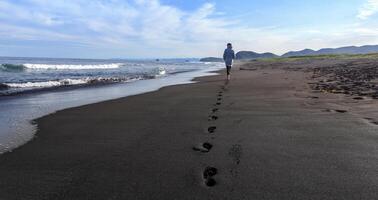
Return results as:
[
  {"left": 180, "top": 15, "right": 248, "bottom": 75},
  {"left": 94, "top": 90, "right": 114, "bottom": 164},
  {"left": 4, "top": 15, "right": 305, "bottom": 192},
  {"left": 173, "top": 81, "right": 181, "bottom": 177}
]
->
[
  {"left": 0, "top": 69, "right": 205, "bottom": 97},
  {"left": 0, "top": 63, "right": 377, "bottom": 199},
  {"left": 0, "top": 67, "right": 221, "bottom": 154}
]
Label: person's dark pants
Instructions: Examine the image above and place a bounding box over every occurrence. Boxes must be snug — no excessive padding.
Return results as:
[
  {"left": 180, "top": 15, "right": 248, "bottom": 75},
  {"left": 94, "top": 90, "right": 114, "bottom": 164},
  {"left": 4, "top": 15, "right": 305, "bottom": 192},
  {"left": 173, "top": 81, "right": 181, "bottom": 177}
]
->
[{"left": 226, "top": 65, "right": 231, "bottom": 75}]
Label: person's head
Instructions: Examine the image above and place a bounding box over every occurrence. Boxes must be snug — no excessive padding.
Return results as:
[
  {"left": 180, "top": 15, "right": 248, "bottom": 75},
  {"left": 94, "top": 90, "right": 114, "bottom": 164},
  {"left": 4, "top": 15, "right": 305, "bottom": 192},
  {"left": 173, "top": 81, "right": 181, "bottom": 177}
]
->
[{"left": 227, "top": 43, "right": 232, "bottom": 49}]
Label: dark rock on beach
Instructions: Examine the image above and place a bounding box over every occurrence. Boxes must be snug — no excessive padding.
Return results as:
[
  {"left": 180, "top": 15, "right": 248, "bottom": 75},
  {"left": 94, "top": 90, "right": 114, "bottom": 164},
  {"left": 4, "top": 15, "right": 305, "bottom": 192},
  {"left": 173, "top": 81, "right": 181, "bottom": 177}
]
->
[
  {"left": 310, "top": 59, "right": 378, "bottom": 99},
  {"left": 237, "top": 54, "right": 378, "bottom": 99}
]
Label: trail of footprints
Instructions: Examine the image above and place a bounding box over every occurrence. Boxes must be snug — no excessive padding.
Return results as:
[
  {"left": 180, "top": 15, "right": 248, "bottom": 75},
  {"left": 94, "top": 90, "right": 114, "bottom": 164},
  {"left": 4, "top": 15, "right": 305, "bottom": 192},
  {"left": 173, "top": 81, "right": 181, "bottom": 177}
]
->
[
  {"left": 195, "top": 81, "right": 377, "bottom": 187},
  {"left": 196, "top": 82, "right": 378, "bottom": 187},
  {"left": 192, "top": 81, "right": 229, "bottom": 187}
]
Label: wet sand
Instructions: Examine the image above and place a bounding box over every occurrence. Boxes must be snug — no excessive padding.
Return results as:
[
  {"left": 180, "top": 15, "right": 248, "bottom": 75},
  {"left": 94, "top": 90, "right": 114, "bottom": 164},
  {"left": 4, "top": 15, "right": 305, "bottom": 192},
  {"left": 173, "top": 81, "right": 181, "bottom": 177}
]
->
[{"left": 0, "top": 62, "right": 378, "bottom": 199}]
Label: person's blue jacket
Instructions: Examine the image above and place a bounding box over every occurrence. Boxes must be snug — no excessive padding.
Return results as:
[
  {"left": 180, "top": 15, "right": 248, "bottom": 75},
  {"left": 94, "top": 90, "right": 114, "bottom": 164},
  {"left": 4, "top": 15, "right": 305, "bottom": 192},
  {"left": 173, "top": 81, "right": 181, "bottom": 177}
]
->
[{"left": 223, "top": 47, "right": 235, "bottom": 66}]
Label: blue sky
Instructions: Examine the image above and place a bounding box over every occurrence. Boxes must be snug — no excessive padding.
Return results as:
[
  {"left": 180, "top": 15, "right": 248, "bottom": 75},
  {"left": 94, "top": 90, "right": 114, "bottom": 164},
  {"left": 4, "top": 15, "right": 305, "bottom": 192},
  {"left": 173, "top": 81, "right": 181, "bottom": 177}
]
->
[{"left": 0, "top": 0, "right": 377, "bottom": 58}]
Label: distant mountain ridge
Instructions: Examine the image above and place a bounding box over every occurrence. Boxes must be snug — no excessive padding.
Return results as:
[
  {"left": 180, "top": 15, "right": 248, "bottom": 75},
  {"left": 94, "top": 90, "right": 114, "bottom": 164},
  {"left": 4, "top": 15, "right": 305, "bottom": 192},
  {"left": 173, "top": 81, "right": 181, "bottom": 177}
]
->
[
  {"left": 199, "top": 45, "right": 378, "bottom": 62},
  {"left": 282, "top": 45, "right": 378, "bottom": 57},
  {"left": 235, "top": 51, "right": 278, "bottom": 60},
  {"left": 199, "top": 57, "right": 223, "bottom": 62},
  {"left": 199, "top": 51, "right": 279, "bottom": 62}
]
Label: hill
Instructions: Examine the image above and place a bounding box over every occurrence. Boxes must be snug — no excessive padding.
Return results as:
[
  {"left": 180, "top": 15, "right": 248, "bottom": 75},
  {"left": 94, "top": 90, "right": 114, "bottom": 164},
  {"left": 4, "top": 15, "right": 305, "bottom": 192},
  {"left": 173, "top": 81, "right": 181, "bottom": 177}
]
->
[
  {"left": 235, "top": 51, "right": 278, "bottom": 60},
  {"left": 282, "top": 45, "right": 378, "bottom": 57},
  {"left": 199, "top": 57, "right": 223, "bottom": 62}
]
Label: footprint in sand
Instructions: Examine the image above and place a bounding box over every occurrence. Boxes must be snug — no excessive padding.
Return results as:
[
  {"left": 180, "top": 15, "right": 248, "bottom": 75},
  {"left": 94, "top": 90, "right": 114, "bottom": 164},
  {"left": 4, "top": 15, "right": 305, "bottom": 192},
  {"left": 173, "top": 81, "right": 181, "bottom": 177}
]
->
[
  {"left": 208, "top": 126, "right": 216, "bottom": 133},
  {"left": 193, "top": 142, "right": 213, "bottom": 153},
  {"left": 323, "top": 109, "right": 348, "bottom": 113},
  {"left": 364, "top": 118, "right": 378, "bottom": 126},
  {"left": 208, "top": 115, "right": 218, "bottom": 121},
  {"left": 229, "top": 144, "right": 242, "bottom": 165},
  {"left": 335, "top": 109, "right": 348, "bottom": 113},
  {"left": 203, "top": 167, "right": 218, "bottom": 187},
  {"left": 212, "top": 108, "right": 219, "bottom": 113},
  {"left": 226, "top": 102, "right": 235, "bottom": 107},
  {"left": 215, "top": 102, "right": 221, "bottom": 106},
  {"left": 353, "top": 97, "right": 365, "bottom": 100},
  {"left": 233, "top": 119, "right": 243, "bottom": 125}
]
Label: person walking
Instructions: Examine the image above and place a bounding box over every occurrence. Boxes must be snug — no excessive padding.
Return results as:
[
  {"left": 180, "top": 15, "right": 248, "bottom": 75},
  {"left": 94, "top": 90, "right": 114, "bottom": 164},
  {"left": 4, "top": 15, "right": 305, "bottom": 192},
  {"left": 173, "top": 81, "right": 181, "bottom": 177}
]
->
[{"left": 223, "top": 43, "right": 235, "bottom": 80}]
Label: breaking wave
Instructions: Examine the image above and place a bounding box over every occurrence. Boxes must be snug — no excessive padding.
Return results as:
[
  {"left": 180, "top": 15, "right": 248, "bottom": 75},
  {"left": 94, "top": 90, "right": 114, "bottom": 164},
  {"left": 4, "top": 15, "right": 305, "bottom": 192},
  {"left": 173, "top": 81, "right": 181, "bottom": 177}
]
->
[
  {"left": 23, "top": 63, "right": 122, "bottom": 70},
  {"left": 3, "top": 77, "right": 143, "bottom": 89},
  {"left": 4, "top": 79, "right": 88, "bottom": 88},
  {"left": 0, "top": 64, "right": 26, "bottom": 71},
  {"left": 1, "top": 63, "right": 122, "bottom": 71}
]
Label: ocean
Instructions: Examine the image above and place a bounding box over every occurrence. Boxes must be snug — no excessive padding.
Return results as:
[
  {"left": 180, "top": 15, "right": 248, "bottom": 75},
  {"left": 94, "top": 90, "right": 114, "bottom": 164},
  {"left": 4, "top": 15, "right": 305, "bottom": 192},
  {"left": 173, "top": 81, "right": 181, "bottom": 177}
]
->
[
  {"left": 0, "top": 57, "right": 223, "bottom": 153},
  {"left": 0, "top": 57, "right": 221, "bottom": 95}
]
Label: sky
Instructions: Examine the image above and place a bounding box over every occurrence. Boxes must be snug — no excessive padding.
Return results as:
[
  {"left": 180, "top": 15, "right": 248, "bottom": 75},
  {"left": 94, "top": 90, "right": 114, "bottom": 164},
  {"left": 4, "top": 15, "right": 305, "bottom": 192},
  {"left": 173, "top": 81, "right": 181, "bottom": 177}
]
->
[{"left": 0, "top": 0, "right": 377, "bottom": 58}]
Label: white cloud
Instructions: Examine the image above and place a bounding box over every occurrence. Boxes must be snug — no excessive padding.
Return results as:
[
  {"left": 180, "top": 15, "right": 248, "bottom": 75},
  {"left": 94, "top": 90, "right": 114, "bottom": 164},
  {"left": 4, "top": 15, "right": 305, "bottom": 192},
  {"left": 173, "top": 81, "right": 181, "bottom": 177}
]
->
[
  {"left": 1, "top": 0, "right": 289, "bottom": 56},
  {"left": 357, "top": 0, "right": 378, "bottom": 19},
  {"left": 0, "top": 24, "right": 79, "bottom": 41},
  {"left": 354, "top": 27, "right": 378, "bottom": 35},
  {"left": 0, "top": 0, "right": 377, "bottom": 58}
]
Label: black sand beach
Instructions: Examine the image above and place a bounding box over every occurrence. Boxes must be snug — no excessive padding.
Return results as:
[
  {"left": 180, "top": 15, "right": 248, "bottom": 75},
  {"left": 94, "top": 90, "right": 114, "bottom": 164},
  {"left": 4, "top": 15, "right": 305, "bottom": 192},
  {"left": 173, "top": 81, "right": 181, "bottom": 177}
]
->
[{"left": 0, "top": 59, "right": 378, "bottom": 199}]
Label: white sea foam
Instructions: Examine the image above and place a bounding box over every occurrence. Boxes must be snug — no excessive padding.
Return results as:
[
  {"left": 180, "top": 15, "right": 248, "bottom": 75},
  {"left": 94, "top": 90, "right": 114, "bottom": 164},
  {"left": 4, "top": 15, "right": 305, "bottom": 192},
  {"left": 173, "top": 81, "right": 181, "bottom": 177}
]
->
[
  {"left": 158, "top": 67, "right": 166, "bottom": 75},
  {"left": 23, "top": 63, "right": 122, "bottom": 70},
  {"left": 3, "top": 77, "right": 145, "bottom": 89},
  {"left": 5, "top": 79, "right": 88, "bottom": 88}
]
